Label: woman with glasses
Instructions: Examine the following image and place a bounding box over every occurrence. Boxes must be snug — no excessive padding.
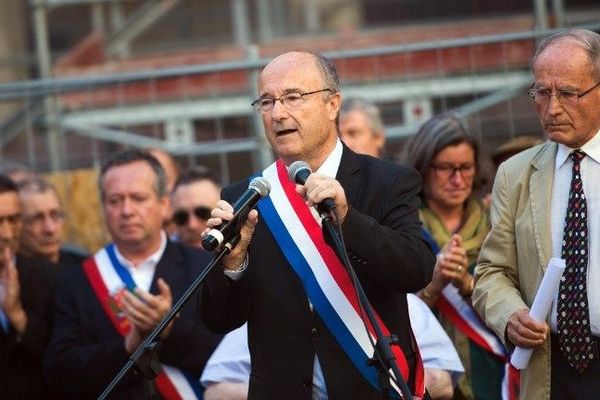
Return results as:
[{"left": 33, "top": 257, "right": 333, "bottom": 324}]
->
[{"left": 401, "top": 113, "right": 506, "bottom": 400}]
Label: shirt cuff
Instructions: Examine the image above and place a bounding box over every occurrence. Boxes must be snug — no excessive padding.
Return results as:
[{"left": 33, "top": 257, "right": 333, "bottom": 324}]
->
[{"left": 223, "top": 254, "right": 248, "bottom": 281}]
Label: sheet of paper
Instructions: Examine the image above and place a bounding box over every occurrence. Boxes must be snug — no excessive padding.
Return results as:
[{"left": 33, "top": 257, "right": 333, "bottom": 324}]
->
[{"left": 510, "top": 257, "right": 565, "bottom": 370}]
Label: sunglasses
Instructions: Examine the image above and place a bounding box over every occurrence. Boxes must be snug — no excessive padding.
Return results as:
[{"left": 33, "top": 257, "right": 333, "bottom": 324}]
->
[{"left": 172, "top": 206, "right": 212, "bottom": 226}]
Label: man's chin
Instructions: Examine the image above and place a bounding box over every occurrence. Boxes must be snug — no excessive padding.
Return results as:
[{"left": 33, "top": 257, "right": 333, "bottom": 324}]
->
[
  {"left": 39, "top": 246, "right": 60, "bottom": 259},
  {"left": 546, "top": 130, "right": 574, "bottom": 146},
  {"left": 115, "top": 234, "right": 144, "bottom": 247}
]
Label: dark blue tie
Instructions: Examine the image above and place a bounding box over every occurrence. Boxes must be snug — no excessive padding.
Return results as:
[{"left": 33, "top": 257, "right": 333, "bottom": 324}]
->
[{"left": 557, "top": 150, "right": 597, "bottom": 373}]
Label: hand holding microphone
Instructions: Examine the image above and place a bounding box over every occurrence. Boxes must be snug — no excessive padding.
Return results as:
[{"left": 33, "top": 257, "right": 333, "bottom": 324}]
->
[
  {"left": 202, "top": 177, "right": 270, "bottom": 269},
  {"left": 288, "top": 161, "right": 348, "bottom": 223}
]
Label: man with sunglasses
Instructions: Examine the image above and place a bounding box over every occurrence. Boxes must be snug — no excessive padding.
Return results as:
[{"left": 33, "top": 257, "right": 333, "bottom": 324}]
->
[
  {"left": 473, "top": 29, "right": 600, "bottom": 400},
  {"left": 171, "top": 167, "right": 222, "bottom": 250}
]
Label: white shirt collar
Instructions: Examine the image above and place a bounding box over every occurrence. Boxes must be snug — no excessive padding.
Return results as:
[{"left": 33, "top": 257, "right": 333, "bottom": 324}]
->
[
  {"left": 113, "top": 230, "right": 168, "bottom": 269},
  {"left": 315, "top": 139, "right": 343, "bottom": 178},
  {"left": 555, "top": 128, "right": 600, "bottom": 169}
]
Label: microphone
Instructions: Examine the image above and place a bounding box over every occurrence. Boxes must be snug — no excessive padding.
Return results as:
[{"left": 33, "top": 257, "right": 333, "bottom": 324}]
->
[
  {"left": 202, "top": 177, "right": 271, "bottom": 252},
  {"left": 288, "top": 161, "right": 336, "bottom": 216}
]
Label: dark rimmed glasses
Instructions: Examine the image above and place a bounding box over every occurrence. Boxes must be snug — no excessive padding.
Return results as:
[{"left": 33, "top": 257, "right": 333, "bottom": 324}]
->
[
  {"left": 430, "top": 163, "right": 476, "bottom": 180},
  {"left": 172, "top": 206, "right": 212, "bottom": 226}
]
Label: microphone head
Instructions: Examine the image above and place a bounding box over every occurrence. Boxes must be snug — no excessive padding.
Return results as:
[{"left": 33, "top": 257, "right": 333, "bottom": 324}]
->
[
  {"left": 288, "top": 161, "right": 311, "bottom": 184},
  {"left": 248, "top": 176, "right": 271, "bottom": 198}
]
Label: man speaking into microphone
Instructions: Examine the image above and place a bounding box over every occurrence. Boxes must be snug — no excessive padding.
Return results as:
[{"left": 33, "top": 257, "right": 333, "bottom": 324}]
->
[{"left": 201, "top": 51, "right": 435, "bottom": 400}]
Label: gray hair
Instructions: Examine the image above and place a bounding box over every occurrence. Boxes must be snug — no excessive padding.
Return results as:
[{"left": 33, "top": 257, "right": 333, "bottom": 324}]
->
[
  {"left": 533, "top": 28, "right": 600, "bottom": 80},
  {"left": 340, "top": 98, "right": 384, "bottom": 134},
  {"left": 400, "top": 112, "right": 483, "bottom": 199},
  {"left": 18, "top": 176, "right": 59, "bottom": 198},
  {"left": 99, "top": 149, "right": 167, "bottom": 199},
  {"left": 313, "top": 53, "right": 341, "bottom": 128},
  {"left": 313, "top": 53, "right": 340, "bottom": 93}
]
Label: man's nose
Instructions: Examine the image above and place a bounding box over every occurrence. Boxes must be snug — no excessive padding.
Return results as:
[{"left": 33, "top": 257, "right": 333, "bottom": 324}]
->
[
  {"left": 0, "top": 220, "right": 14, "bottom": 242},
  {"left": 545, "top": 93, "right": 564, "bottom": 116},
  {"left": 270, "top": 99, "right": 289, "bottom": 120},
  {"left": 121, "top": 198, "right": 134, "bottom": 215},
  {"left": 42, "top": 216, "right": 61, "bottom": 234},
  {"left": 0, "top": 222, "right": 9, "bottom": 240},
  {"left": 188, "top": 213, "right": 206, "bottom": 231}
]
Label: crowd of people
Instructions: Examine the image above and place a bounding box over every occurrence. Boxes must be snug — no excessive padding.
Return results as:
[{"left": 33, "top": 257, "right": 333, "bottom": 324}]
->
[{"left": 0, "top": 27, "right": 598, "bottom": 400}]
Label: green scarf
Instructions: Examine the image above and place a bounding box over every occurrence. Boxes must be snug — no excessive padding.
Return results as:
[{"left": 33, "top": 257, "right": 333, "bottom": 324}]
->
[
  {"left": 420, "top": 198, "right": 498, "bottom": 400},
  {"left": 419, "top": 197, "right": 490, "bottom": 267}
]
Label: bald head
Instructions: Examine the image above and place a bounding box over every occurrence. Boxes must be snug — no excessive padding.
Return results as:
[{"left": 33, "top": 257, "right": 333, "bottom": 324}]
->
[
  {"left": 259, "top": 52, "right": 340, "bottom": 94},
  {"left": 533, "top": 29, "right": 600, "bottom": 81},
  {"left": 257, "top": 51, "right": 342, "bottom": 170}
]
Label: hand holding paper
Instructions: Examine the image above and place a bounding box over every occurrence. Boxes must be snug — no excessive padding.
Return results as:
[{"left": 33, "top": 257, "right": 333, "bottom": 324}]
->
[{"left": 510, "top": 257, "right": 565, "bottom": 369}]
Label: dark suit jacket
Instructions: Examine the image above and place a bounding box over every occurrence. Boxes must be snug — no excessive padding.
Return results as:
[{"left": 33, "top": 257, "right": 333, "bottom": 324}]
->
[
  {"left": 56, "top": 247, "right": 88, "bottom": 273},
  {"left": 44, "top": 240, "right": 222, "bottom": 399},
  {"left": 0, "top": 255, "right": 54, "bottom": 399},
  {"left": 202, "top": 147, "right": 435, "bottom": 400}
]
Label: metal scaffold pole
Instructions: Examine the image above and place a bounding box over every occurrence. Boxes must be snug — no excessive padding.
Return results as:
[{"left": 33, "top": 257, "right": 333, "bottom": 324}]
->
[{"left": 32, "top": 0, "right": 62, "bottom": 171}]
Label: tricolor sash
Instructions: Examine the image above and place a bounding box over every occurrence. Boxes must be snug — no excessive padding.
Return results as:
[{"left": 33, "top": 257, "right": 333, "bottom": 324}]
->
[
  {"left": 82, "top": 245, "right": 203, "bottom": 400},
  {"left": 422, "top": 229, "right": 519, "bottom": 400},
  {"left": 257, "top": 160, "right": 425, "bottom": 398}
]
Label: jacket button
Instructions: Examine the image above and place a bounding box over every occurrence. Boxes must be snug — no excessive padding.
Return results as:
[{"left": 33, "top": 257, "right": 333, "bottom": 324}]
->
[
  {"left": 301, "top": 377, "right": 311, "bottom": 388},
  {"left": 311, "top": 327, "right": 318, "bottom": 336}
]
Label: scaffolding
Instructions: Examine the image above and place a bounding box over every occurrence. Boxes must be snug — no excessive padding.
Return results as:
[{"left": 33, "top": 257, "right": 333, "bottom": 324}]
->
[{"left": 1, "top": 0, "right": 598, "bottom": 182}]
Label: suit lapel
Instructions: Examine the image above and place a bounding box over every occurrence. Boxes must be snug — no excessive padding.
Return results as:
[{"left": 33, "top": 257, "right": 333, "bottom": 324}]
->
[
  {"left": 336, "top": 145, "right": 361, "bottom": 205},
  {"left": 150, "top": 241, "right": 184, "bottom": 295},
  {"left": 529, "top": 142, "right": 557, "bottom": 272}
]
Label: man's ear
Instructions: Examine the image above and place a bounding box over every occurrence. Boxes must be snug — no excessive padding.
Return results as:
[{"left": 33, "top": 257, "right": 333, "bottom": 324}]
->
[
  {"left": 160, "top": 195, "right": 172, "bottom": 221},
  {"left": 327, "top": 92, "right": 342, "bottom": 122},
  {"left": 374, "top": 130, "right": 386, "bottom": 151}
]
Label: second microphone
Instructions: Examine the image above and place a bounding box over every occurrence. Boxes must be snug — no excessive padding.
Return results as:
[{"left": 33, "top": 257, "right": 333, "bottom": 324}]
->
[{"left": 202, "top": 176, "right": 271, "bottom": 251}]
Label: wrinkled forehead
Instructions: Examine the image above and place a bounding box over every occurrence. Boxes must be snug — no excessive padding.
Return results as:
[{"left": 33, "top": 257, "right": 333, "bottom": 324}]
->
[
  {"left": 172, "top": 180, "right": 220, "bottom": 202},
  {"left": 258, "top": 53, "right": 322, "bottom": 94},
  {"left": 534, "top": 39, "right": 593, "bottom": 79},
  {"left": 21, "top": 189, "right": 62, "bottom": 212},
  {"left": 101, "top": 161, "right": 157, "bottom": 194}
]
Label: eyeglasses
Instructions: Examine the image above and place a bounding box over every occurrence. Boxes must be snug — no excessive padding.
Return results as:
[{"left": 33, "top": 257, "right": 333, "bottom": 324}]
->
[
  {"left": 528, "top": 81, "right": 600, "bottom": 107},
  {"left": 23, "top": 210, "right": 65, "bottom": 226},
  {"left": 172, "top": 206, "right": 212, "bottom": 226},
  {"left": 430, "top": 163, "right": 476, "bottom": 179},
  {"left": 251, "top": 88, "right": 333, "bottom": 112}
]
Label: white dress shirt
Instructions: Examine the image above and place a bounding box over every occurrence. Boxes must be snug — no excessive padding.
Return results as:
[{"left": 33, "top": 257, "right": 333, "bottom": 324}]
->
[
  {"left": 550, "top": 129, "right": 600, "bottom": 335},
  {"left": 113, "top": 231, "right": 167, "bottom": 291}
]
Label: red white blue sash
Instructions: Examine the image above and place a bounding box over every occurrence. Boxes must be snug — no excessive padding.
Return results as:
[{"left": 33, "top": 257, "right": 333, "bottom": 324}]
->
[
  {"left": 82, "top": 245, "right": 203, "bottom": 400},
  {"left": 257, "top": 160, "right": 425, "bottom": 398},
  {"left": 423, "top": 230, "right": 519, "bottom": 400},
  {"left": 437, "top": 284, "right": 507, "bottom": 358}
]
